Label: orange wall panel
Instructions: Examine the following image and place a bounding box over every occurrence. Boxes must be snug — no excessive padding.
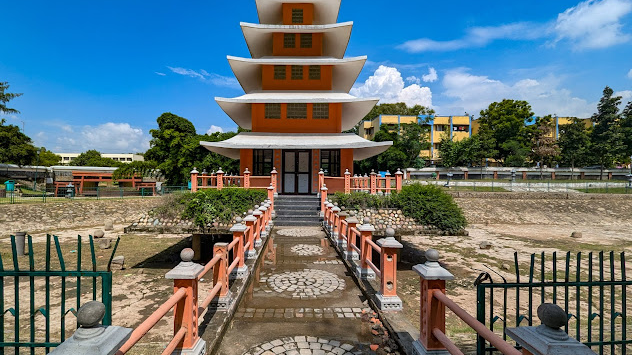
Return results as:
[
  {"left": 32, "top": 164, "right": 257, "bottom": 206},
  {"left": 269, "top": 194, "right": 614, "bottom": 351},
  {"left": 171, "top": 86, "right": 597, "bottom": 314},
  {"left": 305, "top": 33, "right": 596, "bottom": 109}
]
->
[
  {"left": 341, "top": 149, "right": 354, "bottom": 176},
  {"left": 282, "top": 3, "right": 314, "bottom": 25},
  {"left": 272, "top": 33, "right": 323, "bottom": 56},
  {"left": 262, "top": 65, "right": 332, "bottom": 91},
  {"left": 251, "top": 103, "right": 342, "bottom": 133},
  {"left": 240, "top": 149, "right": 253, "bottom": 174}
]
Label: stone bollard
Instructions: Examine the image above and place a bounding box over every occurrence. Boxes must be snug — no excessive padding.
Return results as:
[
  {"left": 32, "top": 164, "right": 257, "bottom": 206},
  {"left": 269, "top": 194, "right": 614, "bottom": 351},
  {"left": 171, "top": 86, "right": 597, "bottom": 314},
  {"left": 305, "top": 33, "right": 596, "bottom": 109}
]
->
[
  {"left": 412, "top": 249, "right": 454, "bottom": 355},
  {"left": 344, "top": 212, "right": 360, "bottom": 261},
  {"left": 375, "top": 228, "right": 403, "bottom": 311},
  {"left": 506, "top": 303, "right": 596, "bottom": 355},
  {"left": 230, "top": 218, "right": 249, "bottom": 279},
  {"left": 14, "top": 231, "right": 27, "bottom": 255},
  {"left": 356, "top": 217, "right": 376, "bottom": 280},
  {"left": 244, "top": 211, "right": 258, "bottom": 259},
  {"left": 50, "top": 301, "right": 132, "bottom": 355}
]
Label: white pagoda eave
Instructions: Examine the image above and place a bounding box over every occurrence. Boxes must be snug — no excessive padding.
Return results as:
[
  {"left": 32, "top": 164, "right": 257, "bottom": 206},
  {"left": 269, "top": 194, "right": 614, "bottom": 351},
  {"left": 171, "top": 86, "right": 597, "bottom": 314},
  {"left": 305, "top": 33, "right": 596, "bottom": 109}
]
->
[
  {"left": 256, "top": 0, "right": 342, "bottom": 25},
  {"left": 215, "top": 92, "right": 378, "bottom": 131},
  {"left": 241, "top": 22, "right": 352, "bottom": 59},
  {"left": 201, "top": 132, "right": 392, "bottom": 160},
  {"left": 227, "top": 55, "right": 366, "bottom": 93}
]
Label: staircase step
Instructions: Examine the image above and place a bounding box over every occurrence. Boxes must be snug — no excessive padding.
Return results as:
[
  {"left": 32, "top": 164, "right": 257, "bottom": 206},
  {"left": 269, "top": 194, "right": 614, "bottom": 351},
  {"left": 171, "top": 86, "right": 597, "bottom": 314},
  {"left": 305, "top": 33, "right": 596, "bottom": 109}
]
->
[
  {"left": 276, "top": 210, "right": 319, "bottom": 216},
  {"left": 275, "top": 220, "right": 321, "bottom": 227}
]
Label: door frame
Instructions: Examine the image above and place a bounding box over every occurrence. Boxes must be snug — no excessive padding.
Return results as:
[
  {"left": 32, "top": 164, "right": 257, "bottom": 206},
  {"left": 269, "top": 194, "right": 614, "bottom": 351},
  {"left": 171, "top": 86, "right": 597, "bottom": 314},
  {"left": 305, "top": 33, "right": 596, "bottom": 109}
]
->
[{"left": 281, "top": 149, "right": 312, "bottom": 195}]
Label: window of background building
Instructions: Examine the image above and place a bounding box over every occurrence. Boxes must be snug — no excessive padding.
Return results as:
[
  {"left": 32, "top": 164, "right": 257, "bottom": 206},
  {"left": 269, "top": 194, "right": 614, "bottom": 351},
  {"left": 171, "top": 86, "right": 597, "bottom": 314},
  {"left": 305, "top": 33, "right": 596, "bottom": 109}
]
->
[
  {"left": 321, "top": 150, "right": 340, "bottom": 177},
  {"left": 284, "top": 33, "right": 295, "bottom": 48},
  {"left": 435, "top": 125, "right": 446, "bottom": 132},
  {"left": 253, "top": 149, "right": 273, "bottom": 176},
  {"left": 291, "top": 65, "right": 303, "bottom": 80},
  {"left": 287, "top": 103, "right": 307, "bottom": 119},
  {"left": 312, "top": 103, "right": 329, "bottom": 119},
  {"left": 292, "top": 8, "right": 304, "bottom": 24},
  {"left": 300, "top": 33, "right": 313, "bottom": 48},
  {"left": 127, "top": 158, "right": 132, "bottom": 161},
  {"left": 265, "top": 103, "right": 282, "bottom": 119},
  {"left": 274, "top": 66, "right": 286, "bottom": 80},
  {"left": 308, "top": 65, "right": 321, "bottom": 80}
]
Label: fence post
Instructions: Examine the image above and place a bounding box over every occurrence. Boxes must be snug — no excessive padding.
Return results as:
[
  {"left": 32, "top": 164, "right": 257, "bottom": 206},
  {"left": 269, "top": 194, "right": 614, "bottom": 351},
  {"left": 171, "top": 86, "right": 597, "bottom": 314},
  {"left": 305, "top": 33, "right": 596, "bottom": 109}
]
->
[
  {"left": 216, "top": 168, "right": 224, "bottom": 190},
  {"left": 190, "top": 168, "right": 199, "bottom": 192},
  {"left": 385, "top": 170, "right": 391, "bottom": 194},
  {"left": 244, "top": 212, "right": 257, "bottom": 259},
  {"left": 411, "top": 249, "right": 454, "bottom": 355},
  {"left": 344, "top": 211, "right": 360, "bottom": 261},
  {"left": 370, "top": 170, "right": 377, "bottom": 195},
  {"left": 243, "top": 168, "right": 251, "bottom": 189},
  {"left": 270, "top": 167, "right": 278, "bottom": 194},
  {"left": 267, "top": 184, "right": 275, "bottom": 211},
  {"left": 252, "top": 207, "right": 263, "bottom": 247},
  {"left": 331, "top": 204, "right": 341, "bottom": 240},
  {"left": 165, "top": 248, "right": 206, "bottom": 353},
  {"left": 211, "top": 243, "right": 232, "bottom": 311},
  {"left": 376, "top": 228, "right": 403, "bottom": 311},
  {"left": 325, "top": 201, "right": 334, "bottom": 231},
  {"left": 395, "top": 168, "right": 403, "bottom": 192},
  {"left": 230, "top": 218, "right": 249, "bottom": 279},
  {"left": 337, "top": 208, "right": 348, "bottom": 249},
  {"left": 258, "top": 204, "right": 268, "bottom": 238},
  {"left": 319, "top": 168, "right": 325, "bottom": 191},
  {"left": 320, "top": 184, "right": 328, "bottom": 216},
  {"left": 356, "top": 217, "right": 376, "bottom": 280},
  {"left": 344, "top": 169, "right": 351, "bottom": 194}
]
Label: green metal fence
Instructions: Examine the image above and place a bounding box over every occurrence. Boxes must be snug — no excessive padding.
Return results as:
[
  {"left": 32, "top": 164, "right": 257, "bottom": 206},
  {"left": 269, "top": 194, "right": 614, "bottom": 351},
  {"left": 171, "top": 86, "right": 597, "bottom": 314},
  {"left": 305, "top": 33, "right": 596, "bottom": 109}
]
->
[
  {"left": 476, "top": 251, "right": 630, "bottom": 355},
  {"left": 0, "top": 234, "right": 119, "bottom": 354},
  {"left": 0, "top": 186, "right": 189, "bottom": 205}
]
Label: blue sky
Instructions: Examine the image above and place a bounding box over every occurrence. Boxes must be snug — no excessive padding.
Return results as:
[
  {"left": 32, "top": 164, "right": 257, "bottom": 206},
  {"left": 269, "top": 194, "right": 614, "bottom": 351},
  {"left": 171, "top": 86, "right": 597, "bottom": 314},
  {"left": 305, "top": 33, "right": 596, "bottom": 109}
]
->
[{"left": 1, "top": 0, "right": 631, "bottom": 153}]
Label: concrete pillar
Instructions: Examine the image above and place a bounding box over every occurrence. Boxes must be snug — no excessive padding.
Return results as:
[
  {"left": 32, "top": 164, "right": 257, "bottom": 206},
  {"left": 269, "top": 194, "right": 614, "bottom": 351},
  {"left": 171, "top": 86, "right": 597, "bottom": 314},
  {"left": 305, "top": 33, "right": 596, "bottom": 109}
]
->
[
  {"left": 216, "top": 168, "right": 224, "bottom": 190},
  {"left": 244, "top": 213, "right": 257, "bottom": 259},
  {"left": 356, "top": 217, "right": 376, "bottom": 280},
  {"left": 243, "top": 168, "right": 251, "bottom": 189},
  {"left": 344, "top": 212, "right": 360, "bottom": 261},
  {"left": 252, "top": 207, "right": 263, "bottom": 247},
  {"left": 190, "top": 168, "right": 199, "bottom": 193},
  {"left": 370, "top": 170, "right": 377, "bottom": 195},
  {"left": 395, "top": 169, "right": 403, "bottom": 192},
  {"left": 320, "top": 184, "right": 328, "bottom": 216},
  {"left": 230, "top": 218, "right": 249, "bottom": 279},
  {"left": 211, "top": 243, "right": 232, "bottom": 311},
  {"left": 344, "top": 169, "right": 351, "bottom": 194},
  {"left": 375, "top": 229, "right": 403, "bottom": 311}
]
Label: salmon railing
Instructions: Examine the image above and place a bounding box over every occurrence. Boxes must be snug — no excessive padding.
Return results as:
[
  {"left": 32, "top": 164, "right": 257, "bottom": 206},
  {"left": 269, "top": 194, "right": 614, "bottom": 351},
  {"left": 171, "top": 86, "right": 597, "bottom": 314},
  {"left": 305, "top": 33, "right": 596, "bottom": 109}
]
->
[
  {"left": 324, "top": 203, "right": 403, "bottom": 311},
  {"left": 113, "top": 200, "right": 274, "bottom": 354},
  {"left": 317, "top": 168, "right": 403, "bottom": 195},
  {"left": 190, "top": 167, "right": 277, "bottom": 194}
]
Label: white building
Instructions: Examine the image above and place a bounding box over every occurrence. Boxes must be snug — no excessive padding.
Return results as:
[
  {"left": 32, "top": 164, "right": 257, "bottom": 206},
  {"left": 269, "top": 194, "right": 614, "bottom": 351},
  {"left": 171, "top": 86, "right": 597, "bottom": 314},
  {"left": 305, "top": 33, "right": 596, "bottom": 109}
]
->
[{"left": 54, "top": 153, "right": 145, "bottom": 165}]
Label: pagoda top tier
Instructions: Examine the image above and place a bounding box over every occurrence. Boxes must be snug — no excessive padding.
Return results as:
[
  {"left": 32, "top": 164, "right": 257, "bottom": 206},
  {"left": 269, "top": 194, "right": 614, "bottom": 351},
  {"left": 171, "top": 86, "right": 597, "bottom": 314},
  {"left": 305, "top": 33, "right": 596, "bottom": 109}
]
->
[{"left": 256, "top": 0, "right": 342, "bottom": 25}]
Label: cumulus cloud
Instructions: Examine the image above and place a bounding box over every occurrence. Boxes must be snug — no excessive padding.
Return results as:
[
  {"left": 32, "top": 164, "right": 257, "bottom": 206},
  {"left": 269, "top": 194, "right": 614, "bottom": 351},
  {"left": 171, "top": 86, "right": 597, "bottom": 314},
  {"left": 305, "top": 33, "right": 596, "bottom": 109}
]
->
[
  {"left": 406, "top": 76, "right": 421, "bottom": 84},
  {"left": 441, "top": 69, "right": 596, "bottom": 117},
  {"left": 206, "top": 125, "right": 224, "bottom": 134},
  {"left": 351, "top": 66, "right": 433, "bottom": 107},
  {"left": 628, "top": 69, "right": 632, "bottom": 79},
  {"left": 52, "top": 122, "right": 150, "bottom": 153},
  {"left": 167, "top": 66, "right": 241, "bottom": 89},
  {"left": 422, "top": 67, "right": 438, "bottom": 83},
  {"left": 617, "top": 90, "right": 632, "bottom": 103}
]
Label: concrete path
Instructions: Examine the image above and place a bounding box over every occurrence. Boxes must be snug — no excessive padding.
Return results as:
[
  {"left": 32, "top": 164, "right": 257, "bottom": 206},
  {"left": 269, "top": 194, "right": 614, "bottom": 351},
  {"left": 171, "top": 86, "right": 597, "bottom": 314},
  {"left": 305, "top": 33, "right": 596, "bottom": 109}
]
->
[{"left": 216, "top": 226, "right": 380, "bottom": 355}]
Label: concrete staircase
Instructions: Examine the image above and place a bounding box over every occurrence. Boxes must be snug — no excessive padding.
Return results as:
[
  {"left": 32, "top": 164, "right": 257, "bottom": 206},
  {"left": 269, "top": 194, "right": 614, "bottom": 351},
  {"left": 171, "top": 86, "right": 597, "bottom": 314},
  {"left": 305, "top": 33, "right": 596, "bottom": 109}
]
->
[{"left": 274, "top": 195, "right": 321, "bottom": 226}]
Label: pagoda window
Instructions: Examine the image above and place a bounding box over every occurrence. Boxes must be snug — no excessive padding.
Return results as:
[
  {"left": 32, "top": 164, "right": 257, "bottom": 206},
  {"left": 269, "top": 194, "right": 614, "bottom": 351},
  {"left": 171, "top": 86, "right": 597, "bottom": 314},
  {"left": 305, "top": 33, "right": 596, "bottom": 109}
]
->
[
  {"left": 291, "top": 65, "right": 303, "bottom": 80},
  {"left": 287, "top": 103, "right": 307, "bottom": 119},
  {"left": 253, "top": 149, "right": 273, "bottom": 176},
  {"left": 284, "top": 34, "right": 296, "bottom": 48},
  {"left": 300, "top": 34, "right": 312, "bottom": 48},
  {"left": 320, "top": 150, "right": 341, "bottom": 177},
  {"left": 274, "top": 65, "right": 286, "bottom": 80},
  {"left": 312, "top": 103, "right": 329, "bottom": 119},
  {"left": 292, "top": 8, "right": 304, "bottom": 24},
  {"left": 308, "top": 65, "right": 321, "bottom": 80},
  {"left": 265, "top": 104, "right": 282, "bottom": 119}
]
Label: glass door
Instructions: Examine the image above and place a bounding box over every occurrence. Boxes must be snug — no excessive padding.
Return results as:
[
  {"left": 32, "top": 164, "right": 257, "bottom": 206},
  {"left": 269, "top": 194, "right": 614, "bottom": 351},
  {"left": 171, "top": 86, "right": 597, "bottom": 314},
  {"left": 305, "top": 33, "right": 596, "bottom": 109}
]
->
[{"left": 282, "top": 150, "right": 311, "bottom": 194}]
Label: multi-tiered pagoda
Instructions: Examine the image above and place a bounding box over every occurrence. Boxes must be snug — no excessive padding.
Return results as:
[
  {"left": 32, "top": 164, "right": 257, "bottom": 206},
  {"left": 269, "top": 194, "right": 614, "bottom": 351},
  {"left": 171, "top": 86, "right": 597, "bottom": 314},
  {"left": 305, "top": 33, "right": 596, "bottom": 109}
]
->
[{"left": 202, "top": 0, "right": 392, "bottom": 194}]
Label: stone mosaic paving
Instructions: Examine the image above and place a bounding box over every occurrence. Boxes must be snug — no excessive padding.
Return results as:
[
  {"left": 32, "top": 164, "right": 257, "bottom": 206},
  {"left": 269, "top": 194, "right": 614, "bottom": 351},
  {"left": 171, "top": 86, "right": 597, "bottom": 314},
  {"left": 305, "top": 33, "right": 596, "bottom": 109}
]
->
[
  {"left": 290, "top": 244, "right": 324, "bottom": 256},
  {"left": 234, "top": 307, "right": 369, "bottom": 319},
  {"left": 276, "top": 228, "right": 323, "bottom": 237},
  {"left": 262, "top": 269, "right": 345, "bottom": 299},
  {"left": 243, "top": 336, "right": 362, "bottom": 355}
]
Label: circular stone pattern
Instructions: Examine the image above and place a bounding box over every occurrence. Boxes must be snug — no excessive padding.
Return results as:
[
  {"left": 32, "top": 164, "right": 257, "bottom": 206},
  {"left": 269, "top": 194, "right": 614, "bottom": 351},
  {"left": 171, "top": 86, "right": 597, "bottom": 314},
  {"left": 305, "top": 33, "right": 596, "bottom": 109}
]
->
[
  {"left": 276, "top": 228, "right": 322, "bottom": 237},
  {"left": 267, "top": 269, "right": 345, "bottom": 298},
  {"left": 290, "top": 244, "right": 324, "bottom": 256},
  {"left": 243, "top": 336, "right": 360, "bottom": 355}
]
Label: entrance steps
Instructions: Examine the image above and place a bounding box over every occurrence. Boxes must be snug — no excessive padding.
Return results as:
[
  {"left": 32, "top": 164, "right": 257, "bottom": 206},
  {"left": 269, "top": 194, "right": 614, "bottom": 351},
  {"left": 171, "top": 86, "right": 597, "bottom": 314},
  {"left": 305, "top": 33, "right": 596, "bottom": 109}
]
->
[{"left": 273, "top": 195, "right": 321, "bottom": 226}]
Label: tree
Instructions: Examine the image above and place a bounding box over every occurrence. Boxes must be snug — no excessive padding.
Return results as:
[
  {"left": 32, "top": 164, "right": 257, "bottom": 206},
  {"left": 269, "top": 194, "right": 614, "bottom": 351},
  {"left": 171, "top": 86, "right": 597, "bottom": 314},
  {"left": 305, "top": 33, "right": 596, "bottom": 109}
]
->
[
  {"left": 437, "top": 134, "right": 462, "bottom": 169},
  {"left": 477, "top": 99, "right": 534, "bottom": 164},
  {"left": 558, "top": 118, "right": 591, "bottom": 179},
  {"left": 70, "top": 150, "right": 122, "bottom": 167},
  {"left": 620, "top": 100, "right": 632, "bottom": 160},
  {"left": 0, "top": 82, "right": 23, "bottom": 115},
  {"left": 590, "top": 87, "right": 624, "bottom": 179},
  {"left": 37, "top": 148, "right": 62, "bottom": 167},
  {"left": 530, "top": 115, "right": 560, "bottom": 178},
  {"left": 0, "top": 120, "right": 37, "bottom": 166},
  {"left": 112, "top": 161, "right": 161, "bottom": 180}
]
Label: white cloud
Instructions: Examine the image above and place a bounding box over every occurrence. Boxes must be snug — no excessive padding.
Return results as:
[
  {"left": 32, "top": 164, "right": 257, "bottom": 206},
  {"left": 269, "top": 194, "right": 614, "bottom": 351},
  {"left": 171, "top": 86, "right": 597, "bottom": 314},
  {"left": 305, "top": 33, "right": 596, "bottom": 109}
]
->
[
  {"left": 617, "top": 90, "right": 632, "bottom": 103},
  {"left": 53, "top": 122, "right": 150, "bottom": 153},
  {"left": 167, "top": 66, "right": 241, "bottom": 89},
  {"left": 155, "top": 72, "right": 166, "bottom": 76},
  {"left": 628, "top": 69, "right": 632, "bottom": 79},
  {"left": 553, "top": 0, "right": 632, "bottom": 49},
  {"left": 351, "top": 66, "right": 433, "bottom": 107},
  {"left": 405, "top": 76, "right": 421, "bottom": 84},
  {"left": 206, "top": 125, "right": 224, "bottom": 134},
  {"left": 441, "top": 69, "right": 596, "bottom": 117},
  {"left": 422, "top": 67, "right": 438, "bottom": 83}
]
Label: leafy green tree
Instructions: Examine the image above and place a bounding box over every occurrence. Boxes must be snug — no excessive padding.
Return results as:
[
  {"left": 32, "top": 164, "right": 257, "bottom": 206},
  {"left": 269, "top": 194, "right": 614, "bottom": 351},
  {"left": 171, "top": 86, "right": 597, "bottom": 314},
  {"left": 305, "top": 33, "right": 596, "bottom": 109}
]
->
[
  {"left": 530, "top": 115, "right": 560, "bottom": 177},
  {"left": 620, "top": 100, "right": 632, "bottom": 159},
  {"left": 478, "top": 99, "right": 534, "bottom": 164},
  {"left": 112, "top": 161, "right": 161, "bottom": 180},
  {"left": 0, "top": 82, "right": 22, "bottom": 115},
  {"left": 590, "top": 87, "right": 624, "bottom": 179},
  {"left": 437, "top": 134, "right": 462, "bottom": 168},
  {"left": 0, "top": 120, "right": 37, "bottom": 166},
  {"left": 558, "top": 118, "right": 592, "bottom": 179},
  {"left": 36, "top": 148, "right": 62, "bottom": 166},
  {"left": 70, "top": 150, "right": 122, "bottom": 167}
]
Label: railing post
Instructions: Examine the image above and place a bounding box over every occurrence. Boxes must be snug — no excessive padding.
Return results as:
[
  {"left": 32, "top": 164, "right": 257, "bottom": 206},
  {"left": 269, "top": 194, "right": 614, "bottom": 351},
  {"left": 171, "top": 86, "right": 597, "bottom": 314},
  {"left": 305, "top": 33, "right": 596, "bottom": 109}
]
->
[
  {"left": 385, "top": 170, "right": 391, "bottom": 194},
  {"left": 270, "top": 167, "right": 278, "bottom": 194},
  {"left": 331, "top": 204, "right": 341, "bottom": 241},
  {"left": 190, "top": 168, "right": 199, "bottom": 192},
  {"left": 243, "top": 168, "right": 251, "bottom": 189},
  {"left": 344, "top": 169, "right": 351, "bottom": 194},
  {"left": 259, "top": 204, "right": 268, "bottom": 238},
  {"left": 252, "top": 206, "right": 263, "bottom": 247},
  {"left": 395, "top": 168, "right": 403, "bottom": 192},
  {"left": 325, "top": 201, "right": 334, "bottom": 230},
  {"left": 344, "top": 211, "right": 360, "bottom": 261},
  {"left": 376, "top": 228, "right": 403, "bottom": 311},
  {"left": 337, "top": 208, "right": 348, "bottom": 249},
  {"left": 216, "top": 168, "right": 224, "bottom": 190},
  {"left": 165, "top": 248, "right": 206, "bottom": 354},
  {"left": 356, "top": 217, "right": 376, "bottom": 280},
  {"left": 320, "top": 184, "right": 328, "bottom": 216},
  {"left": 370, "top": 170, "right": 377, "bottom": 195},
  {"left": 230, "top": 218, "right": 249, "bottom": 279},
  {"left": 211, "top": 243, "right": 233, "bottom": 311},
  {"left": 412, "top": 249, "right": 454, "bottom": 355},
  {"left": 244, "top": 212, "right": 257, "bottom": 259},
  {"left": 267, "top": 184, "right": 275, "bottom": 211},
  {"left": 318, "top": 168, "right": 325, "bottom": 192}
]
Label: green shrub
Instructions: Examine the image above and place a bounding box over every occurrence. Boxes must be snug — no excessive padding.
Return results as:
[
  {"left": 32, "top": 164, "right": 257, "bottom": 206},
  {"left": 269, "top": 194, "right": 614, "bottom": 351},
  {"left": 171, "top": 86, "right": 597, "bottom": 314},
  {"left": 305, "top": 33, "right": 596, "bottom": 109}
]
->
[
  {"left": 392, "top": 184, "right": 467, "bottom": 233},
  {"left": 182, "top": 188, "right": 267, "bottom": 228}
]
